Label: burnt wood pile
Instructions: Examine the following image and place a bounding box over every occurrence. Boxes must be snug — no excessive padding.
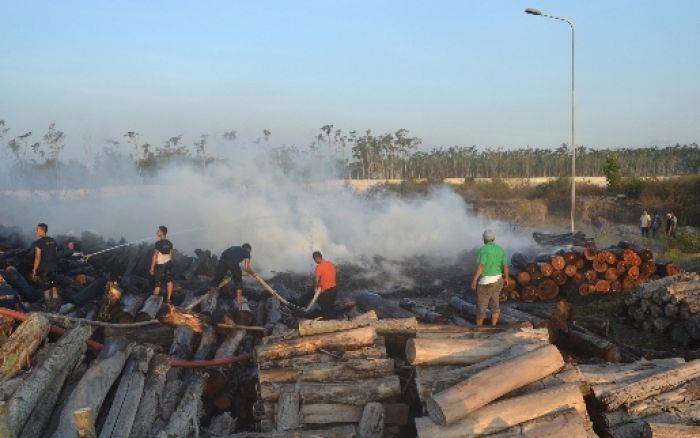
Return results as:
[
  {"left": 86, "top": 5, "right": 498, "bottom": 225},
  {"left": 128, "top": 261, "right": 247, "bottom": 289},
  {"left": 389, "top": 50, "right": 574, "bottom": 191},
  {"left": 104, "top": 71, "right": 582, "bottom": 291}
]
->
[
  {"left": 506, "top": 242, "right": 680, "bottom": 303},
  {"left": 409, "top": 325, "right": 596, "bottom": 437},
  {"left": 251, "top": 311, "right": 413, "bottom": 437},
  {"left": 580, "top": 358, "right": 700, "bottom": 437},
  {"left": 624, "top": 273, "right": 700, "bottom": 348}
]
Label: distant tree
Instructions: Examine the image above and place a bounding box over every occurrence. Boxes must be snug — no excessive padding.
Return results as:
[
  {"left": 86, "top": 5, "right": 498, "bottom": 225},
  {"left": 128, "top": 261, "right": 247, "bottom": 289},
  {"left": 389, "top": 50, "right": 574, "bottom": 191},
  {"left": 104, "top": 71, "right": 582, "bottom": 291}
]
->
[
  {"left": 193, "top": 134, "right": 209, "bottom": 170},
  {"left": 263, "top": 129, "right": 272, "bottom": 143},
  {"left": 602, "top": 153, "right": 622, "bottom": 192},
  {"left": 223, "top": 130, "right": 238, "bottom": 142}
]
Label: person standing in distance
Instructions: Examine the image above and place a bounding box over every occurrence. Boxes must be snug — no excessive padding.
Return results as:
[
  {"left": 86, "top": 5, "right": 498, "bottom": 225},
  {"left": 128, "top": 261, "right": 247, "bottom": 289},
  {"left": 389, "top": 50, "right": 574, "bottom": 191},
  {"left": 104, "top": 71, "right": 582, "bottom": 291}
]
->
[
  {"left": 150, "top": 225, "right": 174, "bottom": 303},
  {"left": 470, "top": 229, "right": 510, "bottom": 326}
]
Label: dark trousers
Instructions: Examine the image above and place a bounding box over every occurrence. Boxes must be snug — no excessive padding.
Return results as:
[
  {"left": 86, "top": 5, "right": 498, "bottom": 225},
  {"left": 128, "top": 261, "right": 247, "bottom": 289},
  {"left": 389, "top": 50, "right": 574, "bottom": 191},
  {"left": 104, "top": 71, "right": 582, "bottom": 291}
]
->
[
  {"left": 641, "top": 227, "right": 650, "bottom": 237},
  {"left": 299, "top": 287, "right": 338, "bottom": 318},
  {"left": 211, "top": 258, "right": 243, "bottom": 290}
]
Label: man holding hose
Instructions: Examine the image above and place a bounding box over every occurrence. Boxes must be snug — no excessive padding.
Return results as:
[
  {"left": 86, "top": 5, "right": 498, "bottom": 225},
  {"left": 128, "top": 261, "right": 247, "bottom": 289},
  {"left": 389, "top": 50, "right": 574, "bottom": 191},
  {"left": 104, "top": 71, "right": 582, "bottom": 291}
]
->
[
  {"left": 211, "top": 243, "right": 256, "bottom": 306},
  {"left": 470, "top": 229, "right": 510, "bottom": 326}
]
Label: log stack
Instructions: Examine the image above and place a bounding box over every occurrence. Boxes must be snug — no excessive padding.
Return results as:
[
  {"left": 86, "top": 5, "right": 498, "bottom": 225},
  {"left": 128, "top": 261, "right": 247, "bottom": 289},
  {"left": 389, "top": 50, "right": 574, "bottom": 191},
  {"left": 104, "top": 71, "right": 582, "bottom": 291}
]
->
[
  {"left": 506, "top": 244, "right": 676, "bottom": 302},
  {"left": 253, "top": 313, "right": 410, "bottom": 437},
  {"left": 409, "top": 325, "right": 596, "bottom": 437},
  {"left": 579, "top": 357, "right": 700, "bottom": 437},
  {"left": 624, "top": 273, "right": 700, "bottom": 347}
]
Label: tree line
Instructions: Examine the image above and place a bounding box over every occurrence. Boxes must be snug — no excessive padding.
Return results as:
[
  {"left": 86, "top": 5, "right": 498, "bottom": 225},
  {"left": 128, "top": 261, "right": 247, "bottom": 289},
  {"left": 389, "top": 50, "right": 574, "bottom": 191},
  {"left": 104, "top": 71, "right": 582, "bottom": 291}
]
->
[{"left": 0, "top": 120, "right": 697, "bottom": 189}]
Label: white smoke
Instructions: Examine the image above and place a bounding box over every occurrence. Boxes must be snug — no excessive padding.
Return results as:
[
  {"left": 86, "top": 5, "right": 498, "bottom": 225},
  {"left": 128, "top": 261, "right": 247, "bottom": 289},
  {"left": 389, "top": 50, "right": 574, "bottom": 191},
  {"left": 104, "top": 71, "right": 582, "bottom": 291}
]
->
[{"left": 0, "top": 147, "right": 530, "bottom": 279}]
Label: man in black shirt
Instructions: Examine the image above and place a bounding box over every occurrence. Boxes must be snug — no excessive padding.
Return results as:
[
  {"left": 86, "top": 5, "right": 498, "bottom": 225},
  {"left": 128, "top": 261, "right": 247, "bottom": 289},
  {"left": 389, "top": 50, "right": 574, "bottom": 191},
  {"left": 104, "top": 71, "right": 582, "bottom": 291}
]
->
[
  {"left": 32, "top": 222, "right": 60, "bottom": 310},
  {"left": 212, "top": 243, "right": 256, "bottom": 306},
  {"left": 150, "top": 225, "right": 174, "bottom": 303}
]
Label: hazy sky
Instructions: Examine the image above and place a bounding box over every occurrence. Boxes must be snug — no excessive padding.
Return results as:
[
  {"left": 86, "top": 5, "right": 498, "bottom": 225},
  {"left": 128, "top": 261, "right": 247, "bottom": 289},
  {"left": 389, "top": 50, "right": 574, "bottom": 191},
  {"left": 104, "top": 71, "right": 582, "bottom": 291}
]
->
[{"left": 1, "top": 0, "right": 699, "bottom": 153}]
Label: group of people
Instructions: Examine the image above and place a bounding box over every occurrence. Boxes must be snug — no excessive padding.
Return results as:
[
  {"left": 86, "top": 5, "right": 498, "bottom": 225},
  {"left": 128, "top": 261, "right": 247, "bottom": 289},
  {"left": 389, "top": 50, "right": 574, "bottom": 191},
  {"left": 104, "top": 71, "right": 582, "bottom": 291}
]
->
[
  {"left": 25, "top": 222, "right": 339, "bottom": 316},
  {"left": 639, "top": 210, "right": 678, "bottom": 238}
]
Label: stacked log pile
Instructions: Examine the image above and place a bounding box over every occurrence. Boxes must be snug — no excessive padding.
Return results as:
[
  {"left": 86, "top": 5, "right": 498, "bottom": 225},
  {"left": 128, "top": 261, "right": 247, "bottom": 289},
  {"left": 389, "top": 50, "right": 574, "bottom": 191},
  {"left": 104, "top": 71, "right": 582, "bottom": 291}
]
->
[
  {"left": 580, "top": 358, "right": 700, "bottom": 437},
  {"left": 624, "top": 273, "right": 700, "bottom": 348},
  {"left": 505, "top": 244, "right": 679, "bottom": 302},
  {"left": 252, "top": 312, "right": 411, "bottom": 437},
  {"left": 409, "top": 325, "right": 596, "bottom": 437}
]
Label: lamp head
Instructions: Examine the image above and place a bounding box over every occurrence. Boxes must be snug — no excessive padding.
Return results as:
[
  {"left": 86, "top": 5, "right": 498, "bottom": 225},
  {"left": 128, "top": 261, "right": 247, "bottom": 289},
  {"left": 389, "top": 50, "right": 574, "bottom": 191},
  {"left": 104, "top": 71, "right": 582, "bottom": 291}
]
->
[{"left": 525, "top": 7, "right": 542, "bottom": 16}]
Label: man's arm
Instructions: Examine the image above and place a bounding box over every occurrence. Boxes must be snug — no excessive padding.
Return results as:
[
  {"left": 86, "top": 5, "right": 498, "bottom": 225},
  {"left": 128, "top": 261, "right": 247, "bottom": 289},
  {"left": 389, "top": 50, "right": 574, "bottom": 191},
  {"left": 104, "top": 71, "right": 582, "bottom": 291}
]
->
[
  {"left": 150, "top": 250, "right": 157, "bottom": 275},
  {"left": 314, "top": 269, "right": 322, "bottom": 294},
  {"left": 503, "top": 265, "right": 510, "bottom": 286},
  {"left": 471, "top": 264, "right": 484, "bottom": 291},
  {"left": 242, "top": 258, "right": 256, "bottom": 276},
  {"left": 33, "top": 247, "right": 41, "bottom": 276}
]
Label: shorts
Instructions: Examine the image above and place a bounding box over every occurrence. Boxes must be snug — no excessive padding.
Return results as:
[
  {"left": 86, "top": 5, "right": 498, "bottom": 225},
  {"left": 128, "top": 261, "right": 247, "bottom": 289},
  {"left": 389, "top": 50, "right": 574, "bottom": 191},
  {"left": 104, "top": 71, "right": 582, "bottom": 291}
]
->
[
  {"left": 154, "top": 262, "right": 174, "bottom": 285},
  {"left": 211, "top": 258, "right": 243, "bottom": 290},
  {"left": 476, "top": 278, "right": 503, "bottom": 317}
]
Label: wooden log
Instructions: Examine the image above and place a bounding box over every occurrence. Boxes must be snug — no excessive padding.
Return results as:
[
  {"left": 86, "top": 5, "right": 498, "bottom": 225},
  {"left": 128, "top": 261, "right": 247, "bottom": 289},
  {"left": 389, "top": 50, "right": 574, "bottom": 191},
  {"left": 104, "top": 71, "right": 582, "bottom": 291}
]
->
[
  {"left": 488, "top": 408, "right": 588, "bottom": 438},
  {"left": 158, "top": 305, "right": 205, "bottom": 333},
  {"left": 51, "top": 337, "right": 131, "bottom": 438},
  {"left": 43, "top": 362, "right": 88, "bottom": 437},
  {"left": 129, "top": 354, "right": 170, "bottom": 438},
  {"left": 583, "top": 248, "right": 597, "bottom": 261},
  {"left": 98, "top": 345, "right": 154, "bottom": 438},
  {"left": 610, "top": 402, "right": 700, "bottom": 438},
  {"left": 275, "top": 392, "right": 300, "bottom": 431},
  {"left": 593, "top": 260, "right": 608, "bottom": 273},
  {"left": 414, "top": 383, "right": 587, "bottom": 438},
  {"left": 572, "top": 272, "right": 585, "bottom": 285},
  {"left": 104, "top": 324, "right": 173, "bottom": 351},
  {"left": 551, "top": 256, "right": 566, "bottom": 271},
  {"left": 584, "top": 269, "right": 598, "bottom": 282},
  {"left": 203, "top": 412, "right": 236, "bottom": 438},
  {"left": 0, "top": 375, "right": 24, "bottom": 400},
  {"left": 115, "top": 294, "right": 147, "bottom": 323},
  {"left": 564, "top": 264, "right": 577, "bottom": 277},
  {"left": 353, "top": 291, "right": 414, "bottom": 319},
  {"left": 74, "top": 408, "right": 96, "bottom": 438},
  {"left": 135, "top": 295, "right": 163, "bottom": 321},
  {"left": 602, "top": 379, "right": 700, "bottom": 428},
  {"left": 564, "top": 325, "right": 620, "bottom": 363},
  {"left": 206, "top": 329, "right": 247, "bottom": 387},
  {"left": 628, "top": 265, "right": 641, "bottom": 279},
  {"left": 508, "top": 364, "right": 587, "bottom": 398},
  {"left": 228, "top": 424, "right": 358, "bottom": 437},
  {"left": 426, "top": 345, "right": 564, "bottom": 425},
  {"left": 372, "top": 317, "right": 417, "bottom": 335},
  {"left": 0, "top": 313, "right": 50, "bottom": 381},
  {"left": 642, "top": 423, "right": 700, "bottom": 438},
  {"left": 259, "top": 345, "right": 387, "bottom": 370},
  {"left": 156, "top": 372, "right": 206, "bottom": 438},
  {"left": 597, "top": 359, "right": 700, "bottom": 411},
  {"left": 406, "top": 328, "right": 549, "bottom": 365},
  {"left": 301, "top": 403, "right": 408, "bottom": 426},
  {"left": 552, "top": 271, "right": 567, "bottom": 286},
  {"left": 0, "top": 401, "right": 10, "bottom": 438},
  {"left": 516, "top": 271, "right": 531, "bottom": 286},
  {"left": 414, "top": 343, "right": 546, "bottom": 403},
  {"left": 259, "top": 358, "right": 394, "bottom": 384},
  {"left": 400, "top": 299, "right": 445, "bottom": 324},
  {"left": 260, "top": 375, "right": 401, "bottom": 404},
  {"left": 536, "top": 279, "right": 559, "bottom": 300},
  {"left": 255, "top": 326, "right": 377, "bottom": 362},
  {"left": 193, "top": 326, "right": 218, "bottom": 361},
  {"left": 7, "top": 325, "right": 92, "bottom": 438},
  {"left": 358, "top": 402, "right": 384, "bottom": 438},
  {"left": 154, "top": 327, "right": 196, "bottom": 432},
  {"left": 97, "top": 282, "right": 123, "bottom": 322},
  {"left": 538, "top": 262, "right": 554, "bottom": 277},
  {"left": 605, "top": 268, "right": 620, "bottom": 282},
  {"left": 298, "top": 311, "right": 378, "bottom": 336},
  {"left": 520, "top": 285, "right": 537, "bottom": 302},
  {"left": 595, "top": 279, "right": 611, "bottom": 293}
]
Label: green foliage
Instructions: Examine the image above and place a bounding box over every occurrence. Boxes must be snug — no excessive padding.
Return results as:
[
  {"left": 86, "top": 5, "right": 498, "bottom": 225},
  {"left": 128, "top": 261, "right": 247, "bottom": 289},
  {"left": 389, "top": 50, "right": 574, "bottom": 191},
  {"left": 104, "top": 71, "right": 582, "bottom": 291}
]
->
[
  {"left": 669, "top": 227, "right": 700, "bottom": 253},
  {"left": 620, "top": 177, "right": 645, "bottom": 199},
  {"left": 602, "top": 153, "right": 622, "bottom": 191}
]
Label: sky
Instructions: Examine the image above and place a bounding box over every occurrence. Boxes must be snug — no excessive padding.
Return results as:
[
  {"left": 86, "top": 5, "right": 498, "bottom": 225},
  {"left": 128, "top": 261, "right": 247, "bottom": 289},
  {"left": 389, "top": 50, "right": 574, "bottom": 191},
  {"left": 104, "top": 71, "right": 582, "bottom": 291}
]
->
[{"left": 1, "top": 0, "right": 699, "bottom": 155}]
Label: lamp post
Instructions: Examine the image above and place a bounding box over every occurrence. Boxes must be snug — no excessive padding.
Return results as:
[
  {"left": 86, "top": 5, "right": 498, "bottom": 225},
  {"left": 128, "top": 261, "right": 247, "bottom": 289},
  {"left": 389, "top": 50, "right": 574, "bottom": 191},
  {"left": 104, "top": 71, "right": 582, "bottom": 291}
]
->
[{"left": 525, "top": 7, "right": 576, "bottom": 233}]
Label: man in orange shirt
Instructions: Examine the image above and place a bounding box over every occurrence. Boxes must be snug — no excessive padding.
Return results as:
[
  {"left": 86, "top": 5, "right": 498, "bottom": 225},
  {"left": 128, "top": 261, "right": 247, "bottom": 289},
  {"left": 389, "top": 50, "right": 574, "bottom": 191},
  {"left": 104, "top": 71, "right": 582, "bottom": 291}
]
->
[{"left": 298, "top": 251, "right": 337, "bottom": 317}]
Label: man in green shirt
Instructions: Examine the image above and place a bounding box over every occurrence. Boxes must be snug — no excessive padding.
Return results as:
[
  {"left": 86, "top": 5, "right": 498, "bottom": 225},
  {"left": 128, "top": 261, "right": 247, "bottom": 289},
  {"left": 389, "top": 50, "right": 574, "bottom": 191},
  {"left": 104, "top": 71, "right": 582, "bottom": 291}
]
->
[{"left": 470, "top": 229, "right": 510, "bottom": 326}]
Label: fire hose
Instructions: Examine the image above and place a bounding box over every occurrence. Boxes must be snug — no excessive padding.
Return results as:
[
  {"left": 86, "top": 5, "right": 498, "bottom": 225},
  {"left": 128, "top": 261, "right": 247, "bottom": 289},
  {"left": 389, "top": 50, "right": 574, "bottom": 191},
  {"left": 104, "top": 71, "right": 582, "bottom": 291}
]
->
[
  {"left": 0, "top": 307, "right": 252, "bottom": 368},
  {"left": 252, "top": 274, "right": 318, "bottom": 313}
]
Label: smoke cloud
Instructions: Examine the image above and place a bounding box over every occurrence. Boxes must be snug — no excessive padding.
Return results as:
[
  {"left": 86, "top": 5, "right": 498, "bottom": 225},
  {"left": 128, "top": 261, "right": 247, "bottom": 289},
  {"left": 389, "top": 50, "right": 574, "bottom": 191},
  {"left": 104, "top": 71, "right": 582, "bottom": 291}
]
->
[{"left": 0, "top": 146, "right": 530, "bottom": 283}]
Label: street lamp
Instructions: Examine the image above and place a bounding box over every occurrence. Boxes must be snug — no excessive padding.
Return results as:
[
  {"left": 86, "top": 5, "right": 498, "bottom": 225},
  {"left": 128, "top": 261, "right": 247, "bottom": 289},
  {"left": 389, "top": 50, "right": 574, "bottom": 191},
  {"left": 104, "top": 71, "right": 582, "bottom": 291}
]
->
[{"left": 525, "top": 7, "right": 576, "bottom": 233}]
